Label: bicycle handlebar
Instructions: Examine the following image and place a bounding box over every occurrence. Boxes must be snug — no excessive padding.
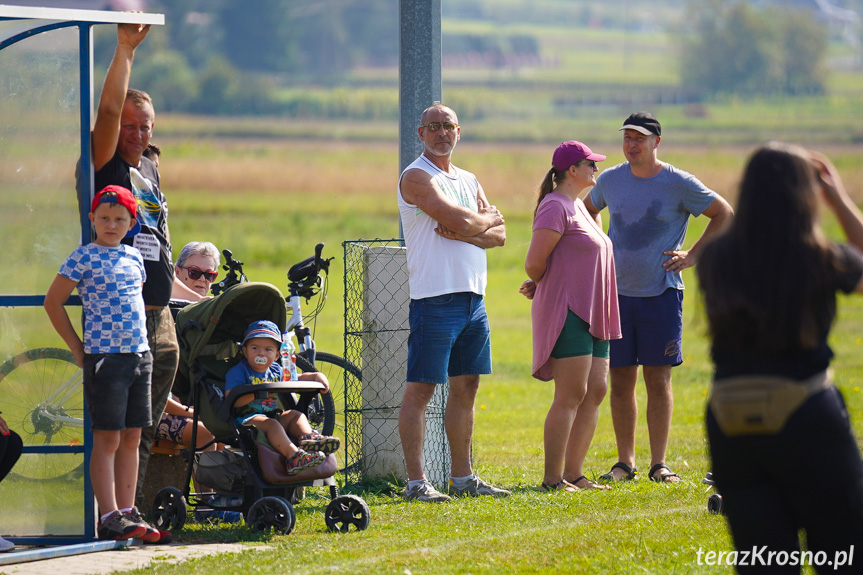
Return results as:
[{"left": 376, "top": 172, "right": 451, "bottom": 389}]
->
[
  {"left": 210, "top": 249, "right": 246, "bottom": 296},
  {"left": 209, "top": 244, "right": 332, "bottom": 302}
]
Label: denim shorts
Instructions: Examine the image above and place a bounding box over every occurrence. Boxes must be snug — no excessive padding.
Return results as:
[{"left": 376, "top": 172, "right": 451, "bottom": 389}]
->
[
  {"left": 551, "top": 311, "right": 610, "bottom": 359},
  {"left": 610, "top": 288, "right": 683, "bottom": 368},
  {"left": 407, "top": 292, "right": 492, "bottom": 384},
  {"left": 83, "top": 351, "right": 153, "bottom": 431}
]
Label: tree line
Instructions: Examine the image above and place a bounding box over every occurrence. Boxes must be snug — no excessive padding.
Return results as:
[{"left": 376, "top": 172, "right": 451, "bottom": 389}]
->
[{"left": 110, "top": 0, "right": 835, "bottom": 117}]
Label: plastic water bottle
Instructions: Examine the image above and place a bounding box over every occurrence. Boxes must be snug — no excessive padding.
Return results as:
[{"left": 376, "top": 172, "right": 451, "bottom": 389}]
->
[{"left": 281, "top": 332, "right": 298, "bottom": 381}]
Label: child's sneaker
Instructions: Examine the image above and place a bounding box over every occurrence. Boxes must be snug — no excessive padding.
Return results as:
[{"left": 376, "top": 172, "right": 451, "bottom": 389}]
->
[
  {"left": 97, "top": 510, "right": 147, "bottom": 541},
  {"left": 299, "top": 432, "right": 340, "bottom": 454},
  {"left": 124, "top": 507, "right": 166, "bottom": 543},
  {"left": 285, "top": 449, "right": 325, "bottom": 476}
]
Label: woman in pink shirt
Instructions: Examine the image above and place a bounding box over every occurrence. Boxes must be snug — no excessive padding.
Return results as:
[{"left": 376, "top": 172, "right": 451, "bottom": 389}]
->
[{"left": 524, "top": 141, "right": 622, "bottom": 492}]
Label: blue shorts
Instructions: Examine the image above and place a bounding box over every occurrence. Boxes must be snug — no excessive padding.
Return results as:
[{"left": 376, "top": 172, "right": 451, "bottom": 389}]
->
[
  {"left": 551, "top": 311, "right": 610, "bottom": 359},
  {"left": 610, "top": 288, "right": 683, "bottom": 368},
  {"left": 83, "top": 351, "right": 153, "bottom": 431},
  {"left": 407, "top": 292, "right": 492, "bottom": 384}
]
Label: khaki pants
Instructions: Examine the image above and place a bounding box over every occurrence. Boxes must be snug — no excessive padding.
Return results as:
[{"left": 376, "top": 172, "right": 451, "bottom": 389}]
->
[{"left": 136, "top": 306, "right": 179, "bottom": 509}]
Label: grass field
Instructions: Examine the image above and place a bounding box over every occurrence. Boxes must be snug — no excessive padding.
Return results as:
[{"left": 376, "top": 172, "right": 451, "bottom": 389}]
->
[{"left": 72, "top": 136, "right": 862, "bottom": 575}]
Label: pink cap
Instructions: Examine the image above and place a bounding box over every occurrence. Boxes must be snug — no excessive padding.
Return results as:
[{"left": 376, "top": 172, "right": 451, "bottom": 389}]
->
[{"left": 552, "top": 141, "right": 606, "bottom": 172}]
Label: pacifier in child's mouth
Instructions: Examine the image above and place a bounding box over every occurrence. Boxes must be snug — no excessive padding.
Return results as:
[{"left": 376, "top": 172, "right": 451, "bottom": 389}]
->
[{"left": 254, "top": 356, "right": 268, "bottom": 365}]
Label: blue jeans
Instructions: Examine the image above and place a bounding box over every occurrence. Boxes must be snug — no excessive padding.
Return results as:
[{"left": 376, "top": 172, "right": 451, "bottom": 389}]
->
[{"left": 407, "top": 292, "right": 492, "bottom": 384}]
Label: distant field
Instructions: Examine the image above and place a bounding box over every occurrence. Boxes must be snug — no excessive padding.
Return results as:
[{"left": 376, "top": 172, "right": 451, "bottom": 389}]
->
[{"left": 159, "top": 86, "right": 863, "bottom": 146}]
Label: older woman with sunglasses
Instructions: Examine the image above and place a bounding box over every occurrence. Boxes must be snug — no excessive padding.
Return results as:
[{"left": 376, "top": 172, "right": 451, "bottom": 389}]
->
[{"left": 172, "top": 241, "right": 221, "bottom": 301}]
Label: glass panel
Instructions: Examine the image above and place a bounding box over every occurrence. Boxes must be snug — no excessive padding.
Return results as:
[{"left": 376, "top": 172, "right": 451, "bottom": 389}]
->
[
  {"left": 0, "top": 25, "right": 83, "bottom": 297},
  {"left": 0, "top": 25, "right": 85, "bottom": 537},
  {"left": 0, "top": 308, "right": 85, "bottom": 537}
]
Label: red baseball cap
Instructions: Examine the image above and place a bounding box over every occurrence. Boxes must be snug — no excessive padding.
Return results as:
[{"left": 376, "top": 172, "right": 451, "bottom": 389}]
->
[
  {"left": 552, "top": 141, "right": 606, "bottom": 172},
  {"left": 91, "top": 185, "right": 141, "bottom": 237}
]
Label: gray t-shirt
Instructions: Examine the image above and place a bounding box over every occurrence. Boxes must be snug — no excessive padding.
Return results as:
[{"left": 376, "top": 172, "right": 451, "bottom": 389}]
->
[{"left": 589, "top": 162, "right": 717, "bottom": 297}]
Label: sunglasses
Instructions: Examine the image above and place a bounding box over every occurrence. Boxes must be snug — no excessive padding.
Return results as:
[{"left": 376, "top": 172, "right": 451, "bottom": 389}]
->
[
  {"left": 576, "top": 160, "right": 597, "bottom": 169},
  {"left": 180, "top": 266, "right": 218, "bottom": 282},
  {"left": 421, "top": 122, "right": 459, "bottom": 132}
]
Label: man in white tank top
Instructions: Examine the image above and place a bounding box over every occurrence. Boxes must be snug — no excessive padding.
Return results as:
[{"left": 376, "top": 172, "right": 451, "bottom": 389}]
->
[{"left": 396, "top": 104, "right": 509, "bottom": 502}]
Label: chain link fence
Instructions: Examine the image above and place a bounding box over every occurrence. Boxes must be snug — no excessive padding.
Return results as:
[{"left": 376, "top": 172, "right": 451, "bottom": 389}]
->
[{"left": 342, "top": 239, "right": 450, "bottom": 488}]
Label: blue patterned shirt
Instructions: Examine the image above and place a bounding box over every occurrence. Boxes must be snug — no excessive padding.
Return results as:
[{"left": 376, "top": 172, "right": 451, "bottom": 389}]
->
[{"left": 58, "top": 244, "right": 149, "bottom": 354}]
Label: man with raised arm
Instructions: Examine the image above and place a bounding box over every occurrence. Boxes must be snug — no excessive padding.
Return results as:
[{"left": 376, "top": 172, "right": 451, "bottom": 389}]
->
[
  {"left": 90, "top": 23, "right": 198, "bottom": 519},
  {"left": 396, "top": 104, "right": 510, "bottom": 502}
]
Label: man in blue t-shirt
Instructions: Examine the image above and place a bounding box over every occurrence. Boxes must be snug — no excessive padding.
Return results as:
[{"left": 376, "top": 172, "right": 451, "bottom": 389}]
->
[{"left": 584, "top": 112, "right": 733, "bottom": 484}]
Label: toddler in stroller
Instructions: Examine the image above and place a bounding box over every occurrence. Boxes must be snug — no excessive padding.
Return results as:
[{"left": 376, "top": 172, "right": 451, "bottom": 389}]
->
[
  {"left": 226, "top": 319, "right": 340, "bottom": 476},
  {"left": 152, "top": 281, "right": 369, "bottom": 534}
]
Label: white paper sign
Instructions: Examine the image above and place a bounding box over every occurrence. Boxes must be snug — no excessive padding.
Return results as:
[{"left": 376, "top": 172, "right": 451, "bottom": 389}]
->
[{"left": 133, "top": 233, "right": 160, "bottom": 261}]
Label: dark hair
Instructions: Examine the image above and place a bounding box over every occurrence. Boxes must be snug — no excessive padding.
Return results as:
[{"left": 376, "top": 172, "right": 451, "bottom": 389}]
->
[
  {"left": 534, "top": 167, "right": 567, "bottom": 219},
  {"left": 698, "top": 141, "right": 844, "bottom": 352},
  {"left": 143, "top": 142, "right": 161, "bottom": 160}
]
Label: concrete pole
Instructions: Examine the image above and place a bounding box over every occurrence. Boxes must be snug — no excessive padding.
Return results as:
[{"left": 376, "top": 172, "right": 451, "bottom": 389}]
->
[
  {"left": 398, "top": 0, "right": 441, "bottom": 241},
  {"left": 356, "top": 0, "right": 449, "bottom": 487}
]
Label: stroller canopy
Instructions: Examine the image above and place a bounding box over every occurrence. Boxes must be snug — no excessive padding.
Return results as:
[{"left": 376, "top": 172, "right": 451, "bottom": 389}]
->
[{"left": 173, "top": 282, "right": 287, "bottom": 401}]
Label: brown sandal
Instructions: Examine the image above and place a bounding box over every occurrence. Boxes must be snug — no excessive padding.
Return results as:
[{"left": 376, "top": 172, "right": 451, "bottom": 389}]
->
[
  {"left": 569, "top": 475, "right": 611, "bottom": 491},
  {"left": 540, "top": 479, "right": 578, "bottom": 493}
]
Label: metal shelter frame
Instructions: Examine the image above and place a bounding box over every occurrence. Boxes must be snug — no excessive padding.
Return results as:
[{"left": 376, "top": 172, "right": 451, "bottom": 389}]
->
[{"left": 0, "top": 5, "right": 163, "bottom": 554}]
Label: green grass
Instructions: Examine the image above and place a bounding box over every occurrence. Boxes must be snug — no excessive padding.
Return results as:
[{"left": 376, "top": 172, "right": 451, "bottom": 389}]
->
[
  {"left": 110, "top": 150, "right": 862, "bottom": 574},
  {"left": 4, "top": 142, "right": 863, "bottom": 573}
]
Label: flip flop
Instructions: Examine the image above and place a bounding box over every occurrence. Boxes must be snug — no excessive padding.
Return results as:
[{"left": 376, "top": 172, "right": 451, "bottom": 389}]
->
[
  {"left": 649, "top": 463, "right": 680, "bottom": 483},
  {"left": 599, "top": 462, "right": 637, "bottom": 482}
]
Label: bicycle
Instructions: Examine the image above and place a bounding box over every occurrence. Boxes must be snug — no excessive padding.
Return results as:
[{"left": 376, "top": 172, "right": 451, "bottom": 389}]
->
[
  {"left": 0, "top": 347, "right": 84, "bottom": 481},
  {"left": 212, "top": 243, "right": 361, "bottom": 443},
  {"left": 0, "top": 244, "right": 360, "bottom": 480}
]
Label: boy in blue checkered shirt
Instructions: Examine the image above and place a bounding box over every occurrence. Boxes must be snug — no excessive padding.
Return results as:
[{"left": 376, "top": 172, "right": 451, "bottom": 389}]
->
[{"left": 44, "top": 185, "right": 160, "bottom": 542}]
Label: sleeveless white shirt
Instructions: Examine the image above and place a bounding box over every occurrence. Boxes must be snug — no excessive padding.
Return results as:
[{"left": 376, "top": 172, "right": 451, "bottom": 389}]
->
[{"left": 397, "top": 155, "right": 487, "bottom": 300}]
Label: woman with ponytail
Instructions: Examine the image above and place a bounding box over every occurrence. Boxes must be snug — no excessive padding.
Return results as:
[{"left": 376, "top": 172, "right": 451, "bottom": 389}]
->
[{"left": 524, "top": 141, "right": 621, "bottom": 492}]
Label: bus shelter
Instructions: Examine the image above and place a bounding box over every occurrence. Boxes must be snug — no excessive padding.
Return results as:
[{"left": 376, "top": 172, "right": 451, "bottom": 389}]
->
[{"left": 0, "top": 5, "right": 163, "bottom": 550}]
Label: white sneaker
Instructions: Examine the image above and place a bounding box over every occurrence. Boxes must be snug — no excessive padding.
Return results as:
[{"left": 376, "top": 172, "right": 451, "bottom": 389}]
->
[{"left": 0, "top": 535, "right": 15, "bottom": 552}]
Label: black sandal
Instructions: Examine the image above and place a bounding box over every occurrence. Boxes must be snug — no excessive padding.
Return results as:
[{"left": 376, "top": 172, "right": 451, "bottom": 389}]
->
[
  {"left": 648, "top": 463, "right": 680, "bottom": 483},
  {"left": 599, "top": 462, "right": 637, "bottom": 482}
]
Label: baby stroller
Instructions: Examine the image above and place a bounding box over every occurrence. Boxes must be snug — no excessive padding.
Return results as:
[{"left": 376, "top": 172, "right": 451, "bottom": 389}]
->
[{"left": 150, "top": 281, "right": 370, "bottom": 534}]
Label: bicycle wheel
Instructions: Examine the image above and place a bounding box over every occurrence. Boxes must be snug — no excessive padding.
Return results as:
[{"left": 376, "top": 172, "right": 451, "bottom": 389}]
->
[
  {"left": 0, "top": 348, "right": 85, "bottom": 481},
  {"left": 295, "top": 352, "right": 361, "bottom": 445}
]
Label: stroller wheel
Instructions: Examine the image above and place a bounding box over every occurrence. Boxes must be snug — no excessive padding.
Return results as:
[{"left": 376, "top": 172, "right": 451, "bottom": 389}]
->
[
  {"left": 325, "top": 495, "right": 371, "bottom": 533},
  {"left": 707, "top": 493, "right": 724, "bottom": 515},
  {"left": 151, "top": 486, "right": 187, "bottom": 531},
  {"left": 247, "top": 496, "right": 295, "bottom": 535}
]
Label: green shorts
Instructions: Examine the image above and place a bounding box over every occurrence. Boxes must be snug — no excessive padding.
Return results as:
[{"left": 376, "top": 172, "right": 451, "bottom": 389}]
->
[{"left": 550, "top": 311, "right": 610, "bottom": 359}]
